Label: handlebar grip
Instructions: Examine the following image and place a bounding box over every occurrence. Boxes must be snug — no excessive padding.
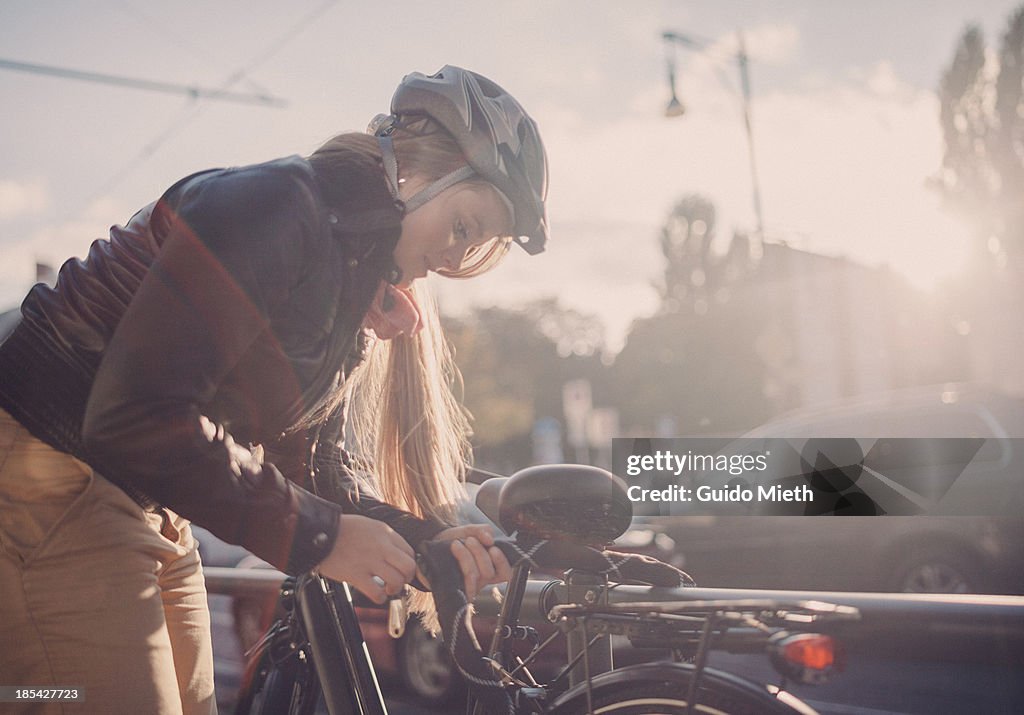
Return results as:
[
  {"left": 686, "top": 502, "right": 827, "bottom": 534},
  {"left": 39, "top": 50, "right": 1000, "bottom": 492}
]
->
[{"left": 417, "top": 540, "right": 514, "bottom": 713}]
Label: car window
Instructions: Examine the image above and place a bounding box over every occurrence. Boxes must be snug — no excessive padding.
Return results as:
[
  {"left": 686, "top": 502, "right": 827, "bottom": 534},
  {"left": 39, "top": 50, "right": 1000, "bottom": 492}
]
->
[{"left": 756, "top": 403, "right": 1007, "bottom": 464}]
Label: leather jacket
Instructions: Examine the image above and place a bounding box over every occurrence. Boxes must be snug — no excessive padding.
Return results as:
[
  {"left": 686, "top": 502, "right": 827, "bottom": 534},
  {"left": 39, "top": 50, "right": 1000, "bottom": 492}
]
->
[{"left": 0, "top": 151, "right": 446, "bottom": 574}]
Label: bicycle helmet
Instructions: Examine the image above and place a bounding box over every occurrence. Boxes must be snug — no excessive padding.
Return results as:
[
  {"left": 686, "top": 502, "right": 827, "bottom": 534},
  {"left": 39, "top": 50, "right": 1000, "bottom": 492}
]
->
[{"left": 371, "top": 65, "right": 549, "bottom": 255}]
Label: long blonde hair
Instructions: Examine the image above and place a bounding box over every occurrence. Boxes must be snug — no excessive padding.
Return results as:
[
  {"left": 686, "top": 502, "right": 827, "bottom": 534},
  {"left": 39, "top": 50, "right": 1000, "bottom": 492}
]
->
[
  {"left": 310, "top": 118, "right": 508, "bottom": 624},
  {"left": 346, "top": 287, "right": 471, "bottom": 522}
]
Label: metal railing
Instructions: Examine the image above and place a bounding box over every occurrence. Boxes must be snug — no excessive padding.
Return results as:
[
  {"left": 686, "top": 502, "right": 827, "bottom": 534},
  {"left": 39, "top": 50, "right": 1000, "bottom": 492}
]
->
[{"left": 203, "top": 566, "right": 1024, "bottom": 665}]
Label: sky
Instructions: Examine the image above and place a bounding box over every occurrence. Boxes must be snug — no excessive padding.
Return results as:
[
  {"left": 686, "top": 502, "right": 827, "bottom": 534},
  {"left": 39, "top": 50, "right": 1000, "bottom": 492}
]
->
[{"left": 1, "top": 0, "right": 1020, "bottom": 351}]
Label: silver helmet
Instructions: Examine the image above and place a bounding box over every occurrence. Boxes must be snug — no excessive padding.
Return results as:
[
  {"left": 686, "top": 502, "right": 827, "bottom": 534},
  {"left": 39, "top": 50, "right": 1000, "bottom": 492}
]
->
[{"left": 374, "top": 65, "right": 549, "bottom": 255}]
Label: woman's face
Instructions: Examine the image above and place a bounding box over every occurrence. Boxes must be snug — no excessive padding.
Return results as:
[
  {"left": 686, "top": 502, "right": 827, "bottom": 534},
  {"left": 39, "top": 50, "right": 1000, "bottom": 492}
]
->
[{"left": 392, "top": 182, "right": 513, "bottom": 288}]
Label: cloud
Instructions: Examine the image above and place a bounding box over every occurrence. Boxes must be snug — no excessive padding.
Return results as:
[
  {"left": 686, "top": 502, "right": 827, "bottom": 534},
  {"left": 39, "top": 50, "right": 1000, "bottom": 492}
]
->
[
  {"left": 750, "top": 62, "right": 970, "bottom": 288},
  {"left": 706, "top": 23, "right": 802, "bottom": 65},
  {"left": 0, "top": 194, "right": 136, "bottom": 309},
  {"left": 0, "top": 179, "right": 49, "bottom": 221},
  {"left": 543, "top": 56, "right": 970, "bottom": 289},
  {"left": 747, "top": 24, "right": 802, "bottom": 64}
]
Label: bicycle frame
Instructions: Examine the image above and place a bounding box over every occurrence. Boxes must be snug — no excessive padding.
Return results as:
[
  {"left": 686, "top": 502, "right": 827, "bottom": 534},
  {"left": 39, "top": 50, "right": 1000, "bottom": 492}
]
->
[
  {"left": 226, "top": 561, "right": 1024, "bottom": 715},
  {"left": 251, "top": 552, "right": 706, "bottom": 715},
  {"left": 247, "top": 558, "right": 627, "bottom": 715},
  {"left": 295, "top": 574, "right": 389, "bottom": 715},
  {"left": 467, "top": 557, "right": 650, "bottom": 714},
  {"left": 240, "top": 572, "right": 390, "bottom": 715}
]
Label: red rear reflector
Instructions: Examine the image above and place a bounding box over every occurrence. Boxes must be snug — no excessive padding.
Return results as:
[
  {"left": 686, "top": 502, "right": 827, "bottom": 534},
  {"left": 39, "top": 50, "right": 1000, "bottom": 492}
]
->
[{"left": 781, "top": 634, "right": 835, "bottom": 670}]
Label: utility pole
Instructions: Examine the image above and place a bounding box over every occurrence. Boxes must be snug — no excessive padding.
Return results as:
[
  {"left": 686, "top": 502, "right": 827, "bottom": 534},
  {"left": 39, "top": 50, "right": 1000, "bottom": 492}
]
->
[{"left": 662, "top": 30, "right": 765, "bottom": 251}]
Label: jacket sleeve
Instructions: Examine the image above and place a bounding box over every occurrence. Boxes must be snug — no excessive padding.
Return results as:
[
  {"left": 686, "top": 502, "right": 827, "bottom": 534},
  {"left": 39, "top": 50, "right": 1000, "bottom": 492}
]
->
[
  {"left": 303, "top": 398, "right": 448, "bottom": 550},
  {"left": 81, "top": 166, "right": 341, "bottom": 575},
  {"left": 310, "top": 438, "right": 448, "bottom": 551}
]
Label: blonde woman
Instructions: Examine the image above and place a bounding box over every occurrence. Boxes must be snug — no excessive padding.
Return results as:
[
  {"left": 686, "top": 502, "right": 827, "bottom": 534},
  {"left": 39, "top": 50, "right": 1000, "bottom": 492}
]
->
[{"left": 0, "top": 65, "right": 548, "bottom": 714}]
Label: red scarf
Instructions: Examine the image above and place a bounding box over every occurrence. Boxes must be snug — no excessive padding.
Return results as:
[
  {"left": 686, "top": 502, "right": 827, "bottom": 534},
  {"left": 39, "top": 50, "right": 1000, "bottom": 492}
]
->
[{"left": 361, "top": 281, "right": 423, "bottom": 340}]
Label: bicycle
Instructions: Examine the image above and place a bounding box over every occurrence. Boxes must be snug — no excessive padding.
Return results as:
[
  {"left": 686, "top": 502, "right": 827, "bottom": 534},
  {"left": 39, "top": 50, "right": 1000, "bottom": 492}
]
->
[{"left": 234, "top": 464, "right": 860, "bottom": 714}]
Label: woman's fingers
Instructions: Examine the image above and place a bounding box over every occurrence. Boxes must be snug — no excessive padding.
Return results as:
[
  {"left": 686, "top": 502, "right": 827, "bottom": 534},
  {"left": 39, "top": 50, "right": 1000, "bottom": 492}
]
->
[
  {"left": 450, "top": 538, "right": 480, "bottom": 600},
  {"left": 460, "top": 524, "right": 496, "bottom": 547},
  {"left": 455, "top": 527, "right": 512, "bottom": 586},
  {"left": 488, "top": 545, "right": 513, "bottom": 582},
  {"left": 436, "top": 523, "right": 497, "bottom": 547},
  {"left": 463, "top": 536, "right": 496, "bottom": 582},
  {"left": 317, "top": 515, "right": 417, "bottom": 603},
  {"left": 384, "top": 531, "right": 417, "bottom": 581},
  {"left": 353, "top": 565, "right": 405, "bottom": 604},
  {"left": 374, "top": 562, "right": 410, "bottom": 598},
  {"left": 434, "top": 523, "right": 513, "bottom": 599},
  {"left": 392, "top": 529, "right": 416, "bottom": 557}
]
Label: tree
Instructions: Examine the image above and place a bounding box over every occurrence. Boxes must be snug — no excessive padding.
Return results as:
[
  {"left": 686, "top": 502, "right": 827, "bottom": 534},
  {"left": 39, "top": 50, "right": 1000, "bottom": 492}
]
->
[
  {"left": 935, "top": 6, "right": 1024, "bottom": 395},
  {"left": 658, "top": 194, "right": 718, "bottom": 311},
  {"left": 444, "top": 300, "right": 607, "bottom": 471},
  {"left": 611, "top": 196, "right": 770, "bottom": 435},
  {"left": 935, "top": 7, "right": 1024, "bottom": 268}
]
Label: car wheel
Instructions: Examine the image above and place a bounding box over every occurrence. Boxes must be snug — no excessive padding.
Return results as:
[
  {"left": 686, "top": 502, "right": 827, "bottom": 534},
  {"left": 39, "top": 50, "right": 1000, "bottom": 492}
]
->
[
  {"left": 397, "top": 617, "right": 464, "bottom": 705},
  {"left": 890, "top": 546, "right": 980, "bottom": 594}
]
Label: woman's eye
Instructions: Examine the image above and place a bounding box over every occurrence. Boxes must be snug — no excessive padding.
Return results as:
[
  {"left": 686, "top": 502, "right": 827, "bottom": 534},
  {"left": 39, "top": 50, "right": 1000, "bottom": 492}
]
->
[{"left": 454, "top": 220, "right": 468, "bottom": 241}]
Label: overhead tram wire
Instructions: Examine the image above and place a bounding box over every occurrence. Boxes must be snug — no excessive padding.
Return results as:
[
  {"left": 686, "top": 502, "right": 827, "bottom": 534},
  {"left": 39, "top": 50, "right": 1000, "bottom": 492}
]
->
[
  {"left": 82, "top": 0, "right": 340, "bottom": 202},
  {"left": 108, "top": 0, "right": 275, "bottom": 99},
  {"left": 227, "top": 0, "right": 340, "bottom": 85},
  {"left": 23, "top": 0, "right": 340, "bottom": 243},
  {"left": 0, "top": 58, "right": 286, "bottom": 107}
]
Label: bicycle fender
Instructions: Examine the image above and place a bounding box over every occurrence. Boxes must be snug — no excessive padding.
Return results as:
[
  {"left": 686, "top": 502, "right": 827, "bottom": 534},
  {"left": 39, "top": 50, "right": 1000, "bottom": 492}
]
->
[{"left": 546, "top": 661, "right": 819, "bottom": 715}]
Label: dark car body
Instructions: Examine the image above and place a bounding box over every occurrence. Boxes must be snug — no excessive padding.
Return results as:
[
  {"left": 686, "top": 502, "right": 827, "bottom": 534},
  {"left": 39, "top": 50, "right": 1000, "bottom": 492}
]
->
[{"left": 643, "top": 384, "right": 1024, "bottom": 595}]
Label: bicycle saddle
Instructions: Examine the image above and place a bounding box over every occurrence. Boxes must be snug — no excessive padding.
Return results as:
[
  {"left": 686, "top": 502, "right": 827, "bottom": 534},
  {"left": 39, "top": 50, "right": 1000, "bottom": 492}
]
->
[{"left": 478, "top": 465, "right": 632, "bottom": 545}]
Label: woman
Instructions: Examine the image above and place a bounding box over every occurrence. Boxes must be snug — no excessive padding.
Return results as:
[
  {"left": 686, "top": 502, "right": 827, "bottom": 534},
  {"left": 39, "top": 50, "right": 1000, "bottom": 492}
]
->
[{"left": 0, "top": 65, "right": 548, "bottom": 714}]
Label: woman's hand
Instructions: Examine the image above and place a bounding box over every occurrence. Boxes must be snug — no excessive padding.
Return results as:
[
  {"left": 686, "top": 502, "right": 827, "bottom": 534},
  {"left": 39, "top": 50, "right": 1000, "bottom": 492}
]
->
[
  {"left": 419, "top": 524, "right": 513, "bottom": 601},
  {"left": 316, "top": 514, "right": 417, "bottom": 604}
]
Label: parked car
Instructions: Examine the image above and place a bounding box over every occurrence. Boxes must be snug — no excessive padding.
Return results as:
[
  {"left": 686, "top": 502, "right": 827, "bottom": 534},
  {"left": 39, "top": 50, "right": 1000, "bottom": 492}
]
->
[{"left": 642, "top": 384, "right": 1024, "bottom": 595}]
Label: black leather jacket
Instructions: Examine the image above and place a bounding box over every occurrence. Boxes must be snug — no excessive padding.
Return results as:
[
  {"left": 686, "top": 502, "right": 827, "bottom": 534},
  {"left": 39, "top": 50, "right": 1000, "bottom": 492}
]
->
[{"left": 0, "top": 151, "right": 446, "bottom": 574}]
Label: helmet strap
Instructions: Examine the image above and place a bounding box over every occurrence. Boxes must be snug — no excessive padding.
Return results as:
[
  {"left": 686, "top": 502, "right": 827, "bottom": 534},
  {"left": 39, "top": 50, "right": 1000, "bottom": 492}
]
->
[
  {"left": 376, "top": 136, "right": 475, "bottom": 214},
  {"left": 403, "top": 165, "right": 476, "bottom": 213},
  {"left": 378, "top": 135, "right": 403, "bottom": 208}
]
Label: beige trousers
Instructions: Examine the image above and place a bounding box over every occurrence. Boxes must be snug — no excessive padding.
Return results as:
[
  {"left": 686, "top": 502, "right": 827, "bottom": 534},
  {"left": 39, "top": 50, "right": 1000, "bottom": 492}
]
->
[{"left": 0, "top": 408, "right": 217, "bottom": 714}]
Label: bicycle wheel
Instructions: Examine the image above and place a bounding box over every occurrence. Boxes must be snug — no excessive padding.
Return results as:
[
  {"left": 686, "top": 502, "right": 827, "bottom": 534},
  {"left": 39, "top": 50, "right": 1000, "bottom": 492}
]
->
[{"left": 548, "top": 663, "right": 817, "bottom": 715}]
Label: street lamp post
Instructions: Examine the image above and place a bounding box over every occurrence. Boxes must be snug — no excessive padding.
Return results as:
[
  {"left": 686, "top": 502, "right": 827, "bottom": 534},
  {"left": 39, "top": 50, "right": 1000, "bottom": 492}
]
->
[{"left": 662, "top": 30, "right": 765, "bottom": 250}]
